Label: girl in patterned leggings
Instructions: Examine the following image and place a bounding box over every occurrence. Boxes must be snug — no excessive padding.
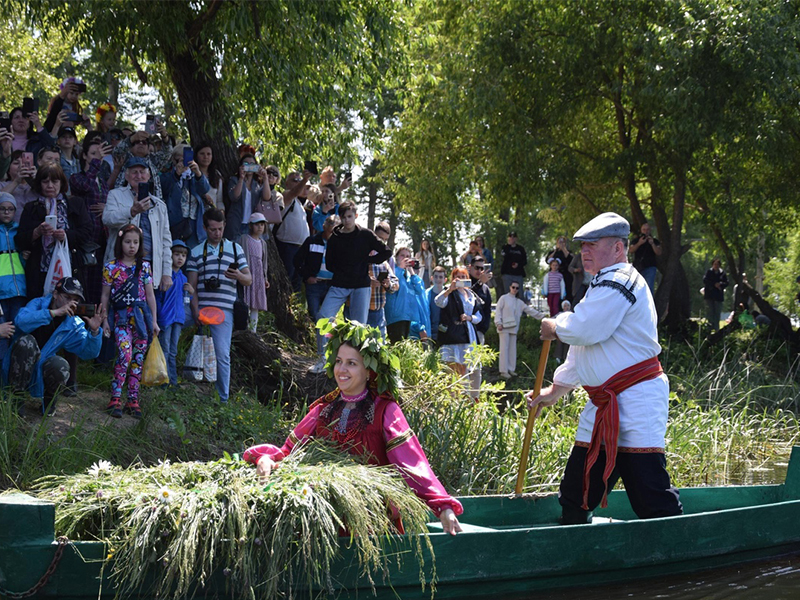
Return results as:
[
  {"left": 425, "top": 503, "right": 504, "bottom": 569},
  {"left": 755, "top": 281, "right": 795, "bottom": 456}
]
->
[{"left": 100, "top": 224, "right": 159, "bottom": 418}]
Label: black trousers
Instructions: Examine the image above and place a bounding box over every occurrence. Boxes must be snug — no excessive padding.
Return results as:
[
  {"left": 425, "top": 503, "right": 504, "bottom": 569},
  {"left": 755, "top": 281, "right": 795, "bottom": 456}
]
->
[
  {"left": 386, "top": 320, "right": 410, "bottom": 344},
  {"left": 559, "top": 445, "right": 683, "bottom": 524}
]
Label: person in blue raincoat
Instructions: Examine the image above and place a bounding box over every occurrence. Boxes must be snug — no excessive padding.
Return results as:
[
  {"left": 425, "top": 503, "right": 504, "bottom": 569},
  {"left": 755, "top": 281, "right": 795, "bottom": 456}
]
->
[
  {"left": 385, "top": 246, "right": 430, "bottom": 343},
  {"left": 3, "top": 277, "right": 104, "bottom": 415}
]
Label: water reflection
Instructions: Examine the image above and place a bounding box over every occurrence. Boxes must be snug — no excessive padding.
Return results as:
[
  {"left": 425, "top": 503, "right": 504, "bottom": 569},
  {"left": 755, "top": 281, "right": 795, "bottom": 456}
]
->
[{"left": 526, "top": 553, "right": 800, "bottom": 600}]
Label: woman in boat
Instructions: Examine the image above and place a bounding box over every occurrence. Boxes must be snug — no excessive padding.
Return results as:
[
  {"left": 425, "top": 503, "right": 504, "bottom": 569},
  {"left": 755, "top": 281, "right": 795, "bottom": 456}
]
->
[{"left": 244, "top": 320, "right": 463, "bottom": 535}]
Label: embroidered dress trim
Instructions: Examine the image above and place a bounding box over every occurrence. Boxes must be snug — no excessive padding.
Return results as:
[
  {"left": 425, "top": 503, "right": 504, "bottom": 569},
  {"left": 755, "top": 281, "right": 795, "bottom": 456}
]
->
[{"left": 386, "top": 429, "right": 415, "bottom": 453}]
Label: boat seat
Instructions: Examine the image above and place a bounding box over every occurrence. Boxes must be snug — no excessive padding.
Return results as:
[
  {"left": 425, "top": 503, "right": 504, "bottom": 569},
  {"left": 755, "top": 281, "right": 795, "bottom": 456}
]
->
[{"left": 427, "top": 521, "right": 498, "bottom": 533}]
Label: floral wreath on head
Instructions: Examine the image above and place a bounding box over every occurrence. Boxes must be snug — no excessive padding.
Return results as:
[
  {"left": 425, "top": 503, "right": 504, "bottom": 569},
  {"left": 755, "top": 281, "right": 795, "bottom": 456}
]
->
[
  {"left": 95, "top": 102, "right": 117, "bottom": 123},
  {"left": 316, "top": 318, "right": 401, "bottom": 398}
]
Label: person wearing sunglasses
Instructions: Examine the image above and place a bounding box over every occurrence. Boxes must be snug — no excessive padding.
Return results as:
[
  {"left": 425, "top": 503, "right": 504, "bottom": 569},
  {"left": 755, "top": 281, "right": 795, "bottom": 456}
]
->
[
  {"left": 111, "top": 126, "right": 172, "bottom": 199},
  {"left": 495, "top": 281, "right": 544, "bottom": 379}
]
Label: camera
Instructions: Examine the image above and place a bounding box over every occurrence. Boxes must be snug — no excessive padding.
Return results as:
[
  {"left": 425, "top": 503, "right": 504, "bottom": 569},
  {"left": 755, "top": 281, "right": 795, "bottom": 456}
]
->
[
  {"left": 410, "top": 259, "right": 421, "bottom": 270},
  {"left": 75, "top": 304, "right": 96, "bottom": 318},
  {"left": 205, "top": 277, "right": 220, "bottom": 291}
]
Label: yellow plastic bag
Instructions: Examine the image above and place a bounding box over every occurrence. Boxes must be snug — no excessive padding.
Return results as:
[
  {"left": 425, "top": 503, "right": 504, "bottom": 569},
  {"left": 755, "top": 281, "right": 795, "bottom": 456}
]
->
[{"left": 142, "top": 337, "right": 169, "bottom": 386}]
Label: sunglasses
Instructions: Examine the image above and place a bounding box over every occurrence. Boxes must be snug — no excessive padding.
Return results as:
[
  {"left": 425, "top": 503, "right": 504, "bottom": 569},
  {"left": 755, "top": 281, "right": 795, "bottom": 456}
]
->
[
  {"left": 472, "top": 265, "right": 485, "bottom": 271},
  {"left": 510, "top": 286, "right": 519, "bottom": 290},
  {"left": 131, "top": 139, "right": 148, "bottom": 146}
]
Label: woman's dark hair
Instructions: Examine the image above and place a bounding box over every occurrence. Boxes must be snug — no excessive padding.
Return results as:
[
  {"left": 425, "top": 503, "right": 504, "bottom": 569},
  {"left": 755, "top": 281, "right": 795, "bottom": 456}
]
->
[
  {"left": 10, "top": 107, "right": 34, "bottom": 137},
  {"left": 193, "top": 141, "right": 220, "bottom": 188},
  {"left": 32, "top": 163, "right": 68, "bottom": 196},
  {"left": 203, "top": 208, "right": 225, "bottom": 227},
  {"left": 4, "top": 150, "right": 23, "bottom": 181},
  {"left": 114, "top": 224, "right": 144, "bottom": 263},
  {"left": 79, "top": 138, "right": 103, "bottom": 172},
  {"left": 238, "top": 153, "right": 256, "bottom": 166}
]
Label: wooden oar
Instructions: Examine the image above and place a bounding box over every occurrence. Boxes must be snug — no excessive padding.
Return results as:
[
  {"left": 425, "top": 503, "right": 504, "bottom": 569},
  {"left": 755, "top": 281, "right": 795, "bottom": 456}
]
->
[{"left": 514, "top": 339, "right": 552, "bottom": 495}]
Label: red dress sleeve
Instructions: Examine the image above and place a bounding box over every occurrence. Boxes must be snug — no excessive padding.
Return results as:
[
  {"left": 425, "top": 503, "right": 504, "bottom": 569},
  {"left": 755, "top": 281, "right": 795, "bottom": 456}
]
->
[
  {"left": 382, "top": 402, "right": 463, "bottom": 517},
  {"left": 243, "top": 404, "right": 323, "bottom": 465}
]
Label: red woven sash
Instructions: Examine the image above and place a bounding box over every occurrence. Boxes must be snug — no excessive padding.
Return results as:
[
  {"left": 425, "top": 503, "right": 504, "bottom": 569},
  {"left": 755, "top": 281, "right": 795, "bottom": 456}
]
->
[{"left": 581, "top": 356, "right": 663, "bottom": 510}]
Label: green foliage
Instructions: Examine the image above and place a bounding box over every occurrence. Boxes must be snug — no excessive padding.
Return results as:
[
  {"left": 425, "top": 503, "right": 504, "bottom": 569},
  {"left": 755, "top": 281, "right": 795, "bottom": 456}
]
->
[
  {"left": 0, "top": 20, "right": 75, "bottom": 108},
  {"left": 763, "top": 227, "right": 800, "bottom": 319},
  {"left": 28, "top": 444, "right": 434, "bottom": 599}
]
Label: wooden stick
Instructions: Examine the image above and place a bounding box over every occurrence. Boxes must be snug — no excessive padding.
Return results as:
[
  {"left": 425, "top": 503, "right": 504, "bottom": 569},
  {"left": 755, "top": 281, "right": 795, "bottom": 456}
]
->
[{"left": 514, "top": 339, "right": 552, "bottom": 495}]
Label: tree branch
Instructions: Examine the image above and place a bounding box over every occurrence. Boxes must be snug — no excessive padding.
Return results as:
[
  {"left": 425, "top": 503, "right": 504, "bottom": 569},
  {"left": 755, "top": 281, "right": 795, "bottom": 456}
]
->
[{"left": 187, "top": 0, "right": 225, "bottom": 41}]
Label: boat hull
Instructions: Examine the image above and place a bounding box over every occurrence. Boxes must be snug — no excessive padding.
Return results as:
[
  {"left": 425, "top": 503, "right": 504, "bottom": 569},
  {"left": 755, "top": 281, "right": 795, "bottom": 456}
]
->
[{"left": 3, "top": 447, "right": 800, "bottom": 599}]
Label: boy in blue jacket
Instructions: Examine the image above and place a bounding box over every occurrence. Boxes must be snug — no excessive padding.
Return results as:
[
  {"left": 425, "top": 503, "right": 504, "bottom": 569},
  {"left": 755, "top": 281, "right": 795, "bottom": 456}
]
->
[
  {"left": 4, "top": 277, "right": 104, "bottom": 415},
  {"left": 157, "top": 240, "right": 193, "bottom": 386}
]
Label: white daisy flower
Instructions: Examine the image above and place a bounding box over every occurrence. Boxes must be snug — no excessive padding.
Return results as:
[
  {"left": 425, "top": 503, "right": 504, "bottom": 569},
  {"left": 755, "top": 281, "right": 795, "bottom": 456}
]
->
[
  {"left": 87, "top": 460, "right": 114, "bottom": 477},
  {"left": 158, "top": 487, "right": 172, "bottom": 503}
]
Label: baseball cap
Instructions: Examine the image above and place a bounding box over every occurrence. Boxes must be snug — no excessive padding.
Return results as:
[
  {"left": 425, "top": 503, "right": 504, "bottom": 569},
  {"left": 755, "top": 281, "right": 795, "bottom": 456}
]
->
[{"left": 55, "top": 276, "right": 86, "bottom": 302}]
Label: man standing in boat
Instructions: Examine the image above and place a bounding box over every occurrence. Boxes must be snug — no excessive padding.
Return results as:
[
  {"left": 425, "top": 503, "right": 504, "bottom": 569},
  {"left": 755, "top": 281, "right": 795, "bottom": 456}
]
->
[{"left": 527, "top": 212, "right": 683, "bottom": 524}]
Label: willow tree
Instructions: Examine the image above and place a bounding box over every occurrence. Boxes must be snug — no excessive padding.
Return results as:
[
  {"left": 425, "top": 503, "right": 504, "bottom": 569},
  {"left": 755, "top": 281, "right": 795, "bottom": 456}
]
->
[
  {"left": 387, "top": 0, "right": 800, "bottom": 329},
  {"left": 4, "top": 0, "right": 402, "bottom": 338}
]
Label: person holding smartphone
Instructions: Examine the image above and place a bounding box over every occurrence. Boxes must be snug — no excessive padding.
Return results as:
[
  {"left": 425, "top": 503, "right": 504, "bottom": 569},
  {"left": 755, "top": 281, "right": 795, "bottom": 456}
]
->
[
  {"left": 8, "top": 107, "right": 56, "bottom": 159},
  {"left": 44, "top": 77, "right": 88, "bottom": 133},
  {"left": 1, "top": 150, "right": 38, "bottom": 221},
  {"left": 434, "top": 267, "right": 483, "bottom": 386},
  {"left": 224, "top": 153, "right": 270, "bottom": 239},
  {"left": 161, "top": 144, "right": 210, "bottom": 248},
  {"left": 112, "top": 126, "right": 173, "bottom": 199},
  {"left": 103, "top": 157, "right": 173, "bottom": 294}
]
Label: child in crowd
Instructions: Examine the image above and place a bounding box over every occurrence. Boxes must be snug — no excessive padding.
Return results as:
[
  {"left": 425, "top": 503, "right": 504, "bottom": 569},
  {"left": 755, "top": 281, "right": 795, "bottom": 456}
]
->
[
  {"left": 101, "top": 224, "right": 159, "bottom": 418},
  {"left": 541, "top": 257, "right": 565, "bottom": 316},
  {"left": 56, "top": 127, "right": 79, "bottom": 183},
  {"left": 238, "top": 213, "right": 269, "bottom": 332},
  {"left": 157, "top": 240, "right": 193, "bottom": 386},
  {"left": 0, "top": 193, "right": 25, "bottom": 359}
]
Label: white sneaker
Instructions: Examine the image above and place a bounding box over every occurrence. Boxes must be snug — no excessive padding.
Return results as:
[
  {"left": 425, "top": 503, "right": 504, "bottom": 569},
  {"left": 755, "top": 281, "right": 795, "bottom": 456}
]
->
[{"left": 309, "top": 359, "right": 326, "bottom": 374}]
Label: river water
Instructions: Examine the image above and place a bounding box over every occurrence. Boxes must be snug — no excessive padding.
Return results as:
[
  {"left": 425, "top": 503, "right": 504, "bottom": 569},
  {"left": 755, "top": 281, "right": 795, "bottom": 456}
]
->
[
  {"left": 524, "top": 460, "right": 800, "bottom": 599},
  {"left": 529, "top": 553, "right": 800, "bottom": 599}
]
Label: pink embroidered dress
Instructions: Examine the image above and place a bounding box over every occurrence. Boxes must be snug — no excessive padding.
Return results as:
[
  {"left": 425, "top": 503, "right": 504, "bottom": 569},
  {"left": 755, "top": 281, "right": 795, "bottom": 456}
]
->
[{"left": 244, "top": 386, "right": 463, "bottom": 523}]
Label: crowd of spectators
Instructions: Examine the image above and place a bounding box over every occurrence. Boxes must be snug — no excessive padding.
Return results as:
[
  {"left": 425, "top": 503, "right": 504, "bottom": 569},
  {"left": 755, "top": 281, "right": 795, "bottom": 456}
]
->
[{"left": 0, "top": 79, "right": 749, "bottom": 416}]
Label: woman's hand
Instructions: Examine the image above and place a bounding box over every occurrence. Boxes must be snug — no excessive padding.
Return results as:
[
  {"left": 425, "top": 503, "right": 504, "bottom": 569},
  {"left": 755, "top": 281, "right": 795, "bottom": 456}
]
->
[
  {"left": 188, "top": 160, "right": 201, "bottom": 177},
  {"left": 29, "top": 112, "right": 43, "bottom": 132},
  {"left": 89, "top": 202, "right": 106, "bottom": 216},
  {"left": 152, "top": 322, "right": 160, "bottom": 338},
  {"left": 496, "top": 323, "right": 503, "bottom": 331},
  {"left": 53, "top": 228, "right": 66, "bottom": 241},
  {"left": 460, "top": 313, "right": 472, "bottom": 322},
  {"left": 439, "top": 508, "right": 462, "bottom": 536},
  {"left": 256, "top": 455, "right": 275, "bottom": 483}
]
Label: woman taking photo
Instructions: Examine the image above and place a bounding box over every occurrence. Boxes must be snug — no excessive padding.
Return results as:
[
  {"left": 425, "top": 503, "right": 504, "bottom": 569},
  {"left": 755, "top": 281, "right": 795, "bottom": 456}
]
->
[
  {"left": 1, "top": 150, "right": 37, "bottom": 221},
  {"left": 194, "top": 141, "right": 224, "bottom": 212},
  {"left": 225, "top": 153, "right": 269, "bottom": 239},
  {"left": 243, "top": 320, "right": 463, "bottom": 535},
  {"left": 415, "top": 239, "right": 436, "bottom": 287},
  {"left": 494, "top": 281, "right": 544, "bottom": 379},
  {"left": 546, "top": 236, "right": 574, "bottom": 303},
  {"left": 434, "top": 267, "right": 483, "bottom": 381}
]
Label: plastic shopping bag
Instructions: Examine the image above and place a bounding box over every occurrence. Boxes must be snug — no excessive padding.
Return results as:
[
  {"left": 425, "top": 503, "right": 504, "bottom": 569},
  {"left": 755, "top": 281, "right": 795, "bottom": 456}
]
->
[
  {"left": 202, "top": 335, "right": 216, "bottom": 382},
  {"left": 183, "top": 335, "right": 204, "bottom": 382},
  {"left": 43, "top": 240, "right": 71, "bottom": 296},
  {"left": 142, "top": 337, "right": 169, "bottom": 386}
]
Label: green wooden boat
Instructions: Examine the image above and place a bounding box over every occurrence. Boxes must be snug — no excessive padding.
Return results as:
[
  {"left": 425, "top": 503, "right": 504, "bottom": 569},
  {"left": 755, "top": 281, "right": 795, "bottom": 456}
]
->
[{"left": 3, "top": 446, "right": 800, "bottom": 599}]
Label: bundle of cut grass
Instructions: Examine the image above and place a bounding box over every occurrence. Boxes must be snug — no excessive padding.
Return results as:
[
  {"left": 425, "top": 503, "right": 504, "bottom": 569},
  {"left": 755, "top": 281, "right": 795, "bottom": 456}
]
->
[{"left": 30, "top": 442, "right": 435, "bottom": 599}]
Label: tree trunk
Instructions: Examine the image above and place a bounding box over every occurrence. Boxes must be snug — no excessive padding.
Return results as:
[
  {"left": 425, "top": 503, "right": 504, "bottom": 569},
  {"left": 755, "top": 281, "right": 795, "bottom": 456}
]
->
[
  {"left": 366, "top": 158, "right": 378, "bottom": 230},
  {"left": 655, "top": 168, "right": 691, "bottom": 330},
  {"left": 162, "top": 41, "right": 298, "bottom": 340}
]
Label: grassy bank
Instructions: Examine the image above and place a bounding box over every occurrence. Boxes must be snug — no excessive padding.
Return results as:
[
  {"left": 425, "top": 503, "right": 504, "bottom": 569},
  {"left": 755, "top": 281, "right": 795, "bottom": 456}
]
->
[{"left": 2, "top": 323, "right": 798, "bottom": 495}]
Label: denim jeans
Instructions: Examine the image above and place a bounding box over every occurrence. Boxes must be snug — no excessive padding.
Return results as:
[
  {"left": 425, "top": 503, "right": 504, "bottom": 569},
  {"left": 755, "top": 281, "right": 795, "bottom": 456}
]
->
[
  {"left": 367, "top": 308, "right": 387, "bottom": 338},
  {"left": 275, "top": 239, "right": 303, "bottom": 293},
  {"left": 305, "top": 280, "right": 331, "bottom": 323},
  {"left": 209, "top": 308, "right": 234, "bottom": 401},
  {"left": 159, "top": 322, "right": 183, "bottom": 386},
  {"left": 640, "top": 266, "right": 657, "bottom": 295},
  {"left": 317, "top": 286, "right": 371, "bottom": 356}
]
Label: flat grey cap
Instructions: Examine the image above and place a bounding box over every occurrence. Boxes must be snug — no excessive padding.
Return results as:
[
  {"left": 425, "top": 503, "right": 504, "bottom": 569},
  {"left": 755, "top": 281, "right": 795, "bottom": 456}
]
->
[{"left": 573, "top": 212, "right": 630, "bottom": 242}]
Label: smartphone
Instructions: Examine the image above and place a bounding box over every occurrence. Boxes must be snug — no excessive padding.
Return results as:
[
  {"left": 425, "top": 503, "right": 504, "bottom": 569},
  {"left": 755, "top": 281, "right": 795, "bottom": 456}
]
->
[
  {"left": 22, "top": 97, "right": 39, "bottom": 116},
  {"left": 410, "top": 259, "right": 421, "bottom": 269},
  {"left": 144, "top": 115, "right": 156, "bottom": 135},
  {"left": 21, "top": 152, "right": 34, "bottom": 169},
  {"left": 75, "top": 304, "right": 96, "bottom": 318},
  {"left": 243, "top": 163, "right": 260, "bottom": 173},
  {"left": 64, "top": 112, "right": 80, "bottom": 122},
  {"left": 137, "top": 182, "right": 150, "bottom": 201},
  {"left": 45, "top": 215, "right": 57, "bottom": 229},
  {"left": 343, "top": 171, "right": 352, "bottom": 181},
  {"left": 304, "top": 160, "right": 318, "bottom": 175},
  {"left": 76, "top": 82, "right": 87, "bottom": 93},
  {"left": 455, "top": 279, "right": 471, "bottom": 288},
  {"left": 376, "top": 271, "right": 389, "bottom": 283},
  {"left": 183, "top": 146, "right": 194, "bottom": 166}
]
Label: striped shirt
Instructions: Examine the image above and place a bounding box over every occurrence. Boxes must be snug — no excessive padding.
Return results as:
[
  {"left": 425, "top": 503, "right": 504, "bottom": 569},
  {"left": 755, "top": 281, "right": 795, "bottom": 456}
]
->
[{"left": 186, "top": 239, "right": 248, "bottom": 310}]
